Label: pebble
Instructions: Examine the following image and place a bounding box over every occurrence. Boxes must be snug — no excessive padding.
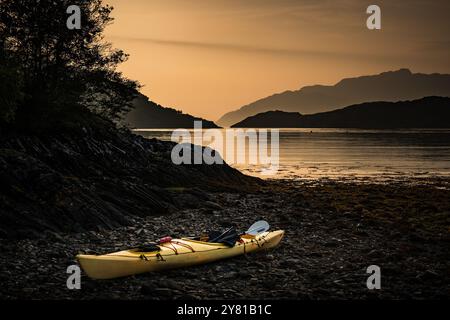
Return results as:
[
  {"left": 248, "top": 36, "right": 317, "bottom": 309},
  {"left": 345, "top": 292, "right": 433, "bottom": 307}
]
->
[{"left": 0, "top": 178, "right": 448, "bottom": 300}]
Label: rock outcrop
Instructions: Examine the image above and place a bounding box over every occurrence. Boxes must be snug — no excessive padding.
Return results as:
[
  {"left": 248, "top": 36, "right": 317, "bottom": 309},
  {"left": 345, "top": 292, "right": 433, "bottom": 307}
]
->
[{"left": 0, "top": 123, "right": 260, "bottom": 239}]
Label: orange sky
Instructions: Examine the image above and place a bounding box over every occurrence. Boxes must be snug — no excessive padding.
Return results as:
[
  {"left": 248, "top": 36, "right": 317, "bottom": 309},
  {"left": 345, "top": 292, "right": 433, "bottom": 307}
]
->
[{"left": 105, "top": 0, "right": 450, "bottom": 121}]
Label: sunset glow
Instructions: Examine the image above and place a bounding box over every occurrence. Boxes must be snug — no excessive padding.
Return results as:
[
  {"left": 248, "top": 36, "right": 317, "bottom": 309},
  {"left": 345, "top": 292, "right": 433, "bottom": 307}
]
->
[{"left": 105, "top": 0, "right": 450, "bottom": 120}]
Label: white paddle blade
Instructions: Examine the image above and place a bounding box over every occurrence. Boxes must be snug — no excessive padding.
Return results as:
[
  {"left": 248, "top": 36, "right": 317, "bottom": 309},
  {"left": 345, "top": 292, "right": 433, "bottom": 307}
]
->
[{"left": 246, "top": 220, "right": 270, "bottom": 235}]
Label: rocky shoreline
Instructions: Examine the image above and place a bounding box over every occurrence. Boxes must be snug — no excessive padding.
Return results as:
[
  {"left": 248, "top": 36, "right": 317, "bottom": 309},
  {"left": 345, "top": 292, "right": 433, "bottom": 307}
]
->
[
  {"left": 0, "top": 124, "right": 260, "bottom": 239},
  {"left": 1, "top": 178, "right": 448, "bottom": 300}
]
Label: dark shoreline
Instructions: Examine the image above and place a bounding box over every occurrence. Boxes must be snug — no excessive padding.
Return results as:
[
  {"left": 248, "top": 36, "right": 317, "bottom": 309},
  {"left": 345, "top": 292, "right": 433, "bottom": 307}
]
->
[
  {"left": 0, "top": 126, "right": 261, "bottom": 239},
  {"left": 1, "top": 178, "right": 448, "bottom": 300}
]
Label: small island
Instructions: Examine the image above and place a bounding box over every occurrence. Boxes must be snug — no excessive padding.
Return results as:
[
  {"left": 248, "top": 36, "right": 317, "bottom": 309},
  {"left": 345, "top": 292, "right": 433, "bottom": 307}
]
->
[{"left": 231, "top": 96, "right": 450, "bottom": 128}]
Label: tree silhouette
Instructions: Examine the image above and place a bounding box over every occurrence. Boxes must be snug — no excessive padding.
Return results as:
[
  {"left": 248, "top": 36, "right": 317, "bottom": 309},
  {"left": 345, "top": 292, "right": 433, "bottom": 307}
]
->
[{"left": 0, "top": 0, "right": 139, "bottom": 126}]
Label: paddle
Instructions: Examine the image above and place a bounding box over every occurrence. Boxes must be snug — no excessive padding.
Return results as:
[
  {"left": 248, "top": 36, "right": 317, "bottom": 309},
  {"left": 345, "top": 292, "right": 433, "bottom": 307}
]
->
[
  {"left": 208, "top": 220, "right": 270, "bottom": 246},
  {"left": 209, "top": 226, "right": 235, "bottom": 243},
  {"left": 244, "top": 220, "right": 270, "bottom": 236},
  {"left": 185, "top": 220, "right": 270, "bottom": 241}
]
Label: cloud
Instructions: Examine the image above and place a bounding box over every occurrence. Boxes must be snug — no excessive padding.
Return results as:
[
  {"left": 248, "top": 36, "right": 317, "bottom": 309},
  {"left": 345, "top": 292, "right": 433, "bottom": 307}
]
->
[
  {"left": 419, "top": 40, "right": 450, "bottom": 52},
  {"left": 111, "top": 36, "right": 401, "bottom": 63}
]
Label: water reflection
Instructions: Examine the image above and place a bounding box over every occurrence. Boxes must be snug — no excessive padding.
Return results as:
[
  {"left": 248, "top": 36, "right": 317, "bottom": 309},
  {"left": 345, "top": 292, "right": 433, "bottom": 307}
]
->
[{"left": 135, "top": 128, "right": 450, "bottom": 181}]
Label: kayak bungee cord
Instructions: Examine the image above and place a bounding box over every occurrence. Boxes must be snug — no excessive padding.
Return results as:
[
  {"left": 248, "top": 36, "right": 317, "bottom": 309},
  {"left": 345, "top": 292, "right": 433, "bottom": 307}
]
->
[{"left": 171, "top": 240, "right": 195, "bottom": 252}]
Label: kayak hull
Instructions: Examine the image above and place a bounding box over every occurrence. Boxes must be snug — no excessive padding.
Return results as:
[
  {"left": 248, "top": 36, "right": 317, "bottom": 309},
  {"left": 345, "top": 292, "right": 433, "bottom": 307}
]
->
[{"left": 77, "top": 230, "right": 284, "bottom": 279}]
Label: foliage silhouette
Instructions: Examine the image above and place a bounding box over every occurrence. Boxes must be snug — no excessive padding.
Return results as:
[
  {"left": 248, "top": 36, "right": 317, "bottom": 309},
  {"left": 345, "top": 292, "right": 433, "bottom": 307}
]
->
[{"left": 0, "top": 0, "right": 139, "bottom": 130}]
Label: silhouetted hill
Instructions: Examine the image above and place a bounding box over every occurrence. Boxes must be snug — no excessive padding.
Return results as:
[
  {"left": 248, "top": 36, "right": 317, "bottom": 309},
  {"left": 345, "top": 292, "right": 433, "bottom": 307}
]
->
[
  {"left": 231, "top": 110, "right": 303, "bottom": 128},
  {"left": 125, "top": 94, "right": 219, "bottom": 128},
  {"left": 231, "top": 96, "right": 450, "bottom": 128},
  {"left": 219, "top": 69, "right": 450, "bottom": 127}
]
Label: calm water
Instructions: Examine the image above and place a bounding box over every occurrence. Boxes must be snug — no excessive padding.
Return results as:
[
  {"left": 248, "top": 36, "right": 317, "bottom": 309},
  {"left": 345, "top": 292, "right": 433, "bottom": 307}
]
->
[{"left": 135, "top": 128, "right": 450, "bottom": 182}]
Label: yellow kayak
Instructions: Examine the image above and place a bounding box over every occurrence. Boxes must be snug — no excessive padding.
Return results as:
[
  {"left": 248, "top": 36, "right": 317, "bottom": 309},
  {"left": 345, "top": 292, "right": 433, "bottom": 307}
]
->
[{"left": 77, "top": 230, "right": 284, "bottom": 279}]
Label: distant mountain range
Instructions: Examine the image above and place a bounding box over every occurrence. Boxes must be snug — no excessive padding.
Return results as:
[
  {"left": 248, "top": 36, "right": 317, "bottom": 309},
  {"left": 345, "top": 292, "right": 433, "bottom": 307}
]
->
[
  {"left": 125, "top": 94, "right": 219, "bottom": 128},
  {"left": 218, "top": 69, "right": 450, "bottom": 127},
  {"left": 231, "top": 96, "right": 450, "bottom": 129}
]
